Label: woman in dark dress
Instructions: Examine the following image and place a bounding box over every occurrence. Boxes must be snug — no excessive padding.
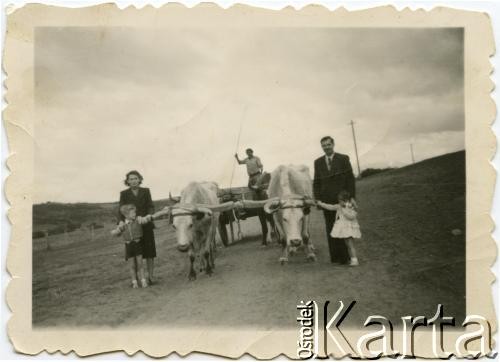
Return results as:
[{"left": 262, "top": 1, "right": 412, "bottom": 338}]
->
[{"left": 118, "top": 170, "right": 157, "bottom": 284}]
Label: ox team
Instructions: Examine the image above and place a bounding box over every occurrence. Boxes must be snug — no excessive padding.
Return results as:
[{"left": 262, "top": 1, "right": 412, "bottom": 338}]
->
[{"left": 112, "top": 136, "right": 361, "bottom": 287}]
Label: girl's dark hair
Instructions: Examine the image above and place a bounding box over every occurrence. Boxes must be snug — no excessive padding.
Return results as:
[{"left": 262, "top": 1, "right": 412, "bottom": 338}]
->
[
  {"left": 338, "top": 190, "right": 350, "bottom": 202},
  {"left": 124, "top": 170, "right": 143, "bottom": 186}
]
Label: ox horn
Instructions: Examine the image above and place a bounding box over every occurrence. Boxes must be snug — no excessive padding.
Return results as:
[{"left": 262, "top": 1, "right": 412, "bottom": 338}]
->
[
  {"left": 151, "top": 206, "right": 171, "bottom": 219},
  {"left": 169, "top": 202, "right": 236, "bottom": 216},
  {"left": 194, "top": 206, "right": 213, "bottom": 216},
  {"left": 169, "top": 204, "right": 196, "bottom": 214},
  {"left": 236, "top": 200, "right": 268, "bottom": 209},
  {"left": 170, "top": 204, "right": 208, "bottom": 216},
  {"left": 303, "top": 197, "right": 317, "bottom": 207},
  {"left": 169, "top": 192, "right": 181, "bottom": 203},
  {"left": 177, "top": 202, "right": 236, "bottom": 213},
  {"left": 204, "top": 201, "right": 236, "bottom": 213},
  {"left": 263, "top": 198, "right": 281, "bottom": 214}
]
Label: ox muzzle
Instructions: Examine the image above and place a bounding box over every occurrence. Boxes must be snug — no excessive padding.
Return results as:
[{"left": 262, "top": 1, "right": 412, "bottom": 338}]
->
[{"left": 177, "top": 243, "right": 190, "bottom": 252}]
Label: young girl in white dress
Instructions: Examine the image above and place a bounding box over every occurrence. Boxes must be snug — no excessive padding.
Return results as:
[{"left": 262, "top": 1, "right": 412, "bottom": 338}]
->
[{"left": 318, "top": 190, "right": 361, "bottom": 266}]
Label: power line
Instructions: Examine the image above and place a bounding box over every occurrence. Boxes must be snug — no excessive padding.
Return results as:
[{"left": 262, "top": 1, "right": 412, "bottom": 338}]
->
[{"left": 349, "top": 120, "right": 362, "bottom": 177}]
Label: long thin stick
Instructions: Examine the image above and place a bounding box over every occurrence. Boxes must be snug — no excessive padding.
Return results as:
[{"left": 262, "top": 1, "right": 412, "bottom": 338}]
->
[{"left": 229, "top": 105, "right": 247, "bottom": 190}]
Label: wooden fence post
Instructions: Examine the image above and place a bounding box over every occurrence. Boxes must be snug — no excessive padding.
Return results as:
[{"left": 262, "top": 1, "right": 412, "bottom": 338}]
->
[{"left": 45, "top": 230, "right": 51, "bottom": 251}]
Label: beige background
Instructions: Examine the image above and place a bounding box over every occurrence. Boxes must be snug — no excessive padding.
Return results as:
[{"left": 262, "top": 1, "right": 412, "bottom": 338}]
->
[{"left": 4, "top": 3, "right": 496, "bottom": 357}]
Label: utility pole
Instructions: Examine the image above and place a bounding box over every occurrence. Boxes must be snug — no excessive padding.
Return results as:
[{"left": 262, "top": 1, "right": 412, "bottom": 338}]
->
[
  {"left": 349, "top": 120, "right": 362, "bottom": 177},
  {"left": 410, "top": 143, "right": 415, "bottom": 164}
]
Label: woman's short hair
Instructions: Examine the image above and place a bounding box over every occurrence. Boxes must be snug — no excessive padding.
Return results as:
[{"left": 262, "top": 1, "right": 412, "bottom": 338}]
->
[
  {"left": 120, "top": 204, "right": 136, "bottom": 217},
  {"left": 124, "top": 170, "right": 143, "bottom": 186},
  {"left": 338, "top": 190, "right": 351, "bottom": 202}
]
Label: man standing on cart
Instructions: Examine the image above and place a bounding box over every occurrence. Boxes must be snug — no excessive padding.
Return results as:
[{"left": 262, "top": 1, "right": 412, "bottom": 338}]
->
[{"left": 235, "top": 148, "right": 264, "bottom": 190}]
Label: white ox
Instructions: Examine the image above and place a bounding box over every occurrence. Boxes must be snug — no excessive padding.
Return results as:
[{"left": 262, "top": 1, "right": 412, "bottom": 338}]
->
[
  {"left": 263, "top": 165, "right": 316, "bottom": 264},
  {"left": 153, "top": 182, "right": 234, "bottom": 280}
]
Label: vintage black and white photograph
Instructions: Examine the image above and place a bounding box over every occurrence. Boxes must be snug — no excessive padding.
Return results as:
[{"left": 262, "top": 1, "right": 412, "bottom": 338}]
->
[
  {"left": 3, "top": 3, "right": 496, "bottom": 358},
  {"left": 31, "top": 25, "right": 466, "bottom": 328}
]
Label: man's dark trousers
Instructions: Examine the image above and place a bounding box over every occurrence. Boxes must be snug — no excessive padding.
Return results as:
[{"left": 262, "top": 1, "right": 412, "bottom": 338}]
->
[{"left": 323, "top": 210, "right": 349, "bottom": 263}]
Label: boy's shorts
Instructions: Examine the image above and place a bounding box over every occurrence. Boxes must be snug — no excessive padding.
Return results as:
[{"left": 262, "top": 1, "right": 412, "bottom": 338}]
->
[{"left": 125, "top": 240, "right": 143, "bottom": 260}]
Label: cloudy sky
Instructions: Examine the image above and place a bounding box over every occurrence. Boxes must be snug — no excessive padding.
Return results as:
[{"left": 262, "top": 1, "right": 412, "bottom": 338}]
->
[{"left": 34, "top": 27, "right": 464, "bottom": 203}]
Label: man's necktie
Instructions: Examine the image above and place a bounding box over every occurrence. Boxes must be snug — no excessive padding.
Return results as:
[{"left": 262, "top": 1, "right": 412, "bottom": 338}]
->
[{"left": 327, "top": 156, "right": 332, "bottom": 171}]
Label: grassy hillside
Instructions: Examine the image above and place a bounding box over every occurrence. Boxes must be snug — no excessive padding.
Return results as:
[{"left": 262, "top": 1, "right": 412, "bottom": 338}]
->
[{"left": 353, "top": 150, "right": 465, "bottom": 322}]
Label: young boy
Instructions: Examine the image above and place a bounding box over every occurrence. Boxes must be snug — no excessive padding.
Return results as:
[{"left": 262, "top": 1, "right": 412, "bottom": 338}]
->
[{"left": 111, "top": 204, "right": 148, "bottom": 288}]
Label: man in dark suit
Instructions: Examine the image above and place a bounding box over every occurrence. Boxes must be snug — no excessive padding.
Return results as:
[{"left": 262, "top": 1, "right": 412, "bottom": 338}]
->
[{"left": 313, "top": 136, "right": 356, "bottom": 264}]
